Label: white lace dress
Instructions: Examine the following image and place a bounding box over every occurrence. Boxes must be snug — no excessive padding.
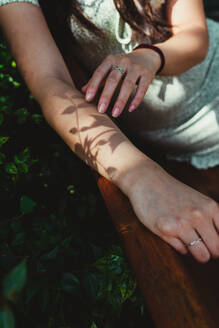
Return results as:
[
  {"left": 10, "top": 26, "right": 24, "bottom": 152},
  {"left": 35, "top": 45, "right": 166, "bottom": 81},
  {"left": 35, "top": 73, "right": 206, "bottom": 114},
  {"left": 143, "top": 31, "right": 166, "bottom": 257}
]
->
[{"left": 2, "top": 0, "right": 219, "bottom": 169}]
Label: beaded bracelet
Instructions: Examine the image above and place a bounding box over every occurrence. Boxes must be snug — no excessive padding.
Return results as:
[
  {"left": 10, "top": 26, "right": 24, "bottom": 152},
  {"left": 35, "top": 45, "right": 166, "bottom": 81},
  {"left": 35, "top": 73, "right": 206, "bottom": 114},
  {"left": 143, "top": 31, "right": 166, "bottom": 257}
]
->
[{"left": 132, "top": 43, "right": 165, "bottom": 75}]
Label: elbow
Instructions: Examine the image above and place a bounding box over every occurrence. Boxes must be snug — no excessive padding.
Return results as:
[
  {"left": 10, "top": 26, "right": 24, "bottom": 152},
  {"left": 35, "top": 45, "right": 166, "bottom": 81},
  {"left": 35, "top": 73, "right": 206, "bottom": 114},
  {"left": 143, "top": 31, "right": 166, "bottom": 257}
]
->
[
  {"left": 197, "top": 30, "right": 210, "bottom": 64},
  {"left": 197, "top": 44, "right": 209, "bottom": 64}
]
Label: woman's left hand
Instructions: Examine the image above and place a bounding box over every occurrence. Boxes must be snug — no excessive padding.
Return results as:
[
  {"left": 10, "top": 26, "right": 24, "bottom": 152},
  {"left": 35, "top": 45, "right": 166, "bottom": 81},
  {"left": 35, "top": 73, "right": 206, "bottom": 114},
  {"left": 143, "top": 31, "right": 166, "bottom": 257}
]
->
[{"left": 81, "top": 49, "right": 161, "bottom": 117}]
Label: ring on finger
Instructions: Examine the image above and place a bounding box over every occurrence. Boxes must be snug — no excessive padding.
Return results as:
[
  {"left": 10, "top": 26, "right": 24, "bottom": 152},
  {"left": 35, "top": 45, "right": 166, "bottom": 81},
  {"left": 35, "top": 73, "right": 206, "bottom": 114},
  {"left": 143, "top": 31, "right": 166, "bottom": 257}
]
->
[
  {"left": 186, "top": 237, "right": 203, "bottom": 247},
  {"left": 111, "top": 65, "right": 126, "bottom": 76}
]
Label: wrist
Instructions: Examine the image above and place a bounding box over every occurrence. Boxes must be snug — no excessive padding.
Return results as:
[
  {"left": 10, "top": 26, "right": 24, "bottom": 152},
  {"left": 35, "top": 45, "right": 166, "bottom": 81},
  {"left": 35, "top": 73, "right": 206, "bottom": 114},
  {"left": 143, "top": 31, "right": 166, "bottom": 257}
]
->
[
  {"left": 116, "top": 153, "right": 158, "bottom": 198},
  {"left": 132, "top": 44, "right": 165, "bottom": 75},
  {"left": 131, "top": 47, "right": 161, "bottom": 75}
]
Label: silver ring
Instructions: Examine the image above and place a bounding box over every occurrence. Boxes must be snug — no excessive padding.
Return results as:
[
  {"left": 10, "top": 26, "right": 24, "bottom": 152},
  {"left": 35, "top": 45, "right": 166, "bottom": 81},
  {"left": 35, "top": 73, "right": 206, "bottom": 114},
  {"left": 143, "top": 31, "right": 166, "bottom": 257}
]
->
[
  {"left": 111, "top": 65, "right": 126, "bottom": 75},
  {"left": 187, "top": 238, "right": 202, "bottom": 247}
]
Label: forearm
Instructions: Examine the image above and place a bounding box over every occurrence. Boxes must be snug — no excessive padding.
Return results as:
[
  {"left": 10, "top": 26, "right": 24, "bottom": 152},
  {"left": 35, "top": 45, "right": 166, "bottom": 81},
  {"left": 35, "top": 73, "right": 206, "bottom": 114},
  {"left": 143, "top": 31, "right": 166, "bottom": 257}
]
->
[
  {"left": 134, "top": 25, "right": 209, "bottom": 77},
  {"left": 155, "top": 26, "right": 209, "bottom": 76},
  {"left": 41, "top": 78, "right": 152, "bottom": 192}
]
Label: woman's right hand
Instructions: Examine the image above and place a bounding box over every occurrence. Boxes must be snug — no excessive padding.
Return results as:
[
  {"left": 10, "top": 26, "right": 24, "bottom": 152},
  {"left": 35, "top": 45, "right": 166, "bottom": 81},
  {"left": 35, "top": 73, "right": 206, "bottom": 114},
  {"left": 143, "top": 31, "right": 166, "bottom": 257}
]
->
[{"left": 123, "top": 161, "right": 219, "bottom": 263}]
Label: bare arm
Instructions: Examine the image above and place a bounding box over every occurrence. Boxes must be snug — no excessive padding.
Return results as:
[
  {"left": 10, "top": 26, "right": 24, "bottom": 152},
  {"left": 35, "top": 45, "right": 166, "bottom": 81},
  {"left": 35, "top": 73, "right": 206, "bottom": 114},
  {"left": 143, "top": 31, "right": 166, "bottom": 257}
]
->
[
  {"left": 156, "top": 0, "right": 209, "bottom": 75},
  {"left": 132, "top": 0, "right": 209, "bottom": 77},
  {"left": 81, "top": 0, "right": 209, "bottom": 117},
  {"left": 2, "top": 3, "right": 219, "bottom": 263},
  {"left": 0, "top": 2, "right": 152, "bottom": 192}
]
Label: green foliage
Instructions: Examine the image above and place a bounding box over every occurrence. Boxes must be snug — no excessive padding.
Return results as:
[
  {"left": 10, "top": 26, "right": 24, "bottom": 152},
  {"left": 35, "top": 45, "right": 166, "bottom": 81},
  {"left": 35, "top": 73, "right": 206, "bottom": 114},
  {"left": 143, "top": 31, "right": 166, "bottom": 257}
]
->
[
  {"left": 20, "top": 196, "right": 36, "bottom": 214},
  {"left": 0, "top": 33, "right": 153, "bottom": 328},
  {"left": 3, "top": 259, "right": 27, "bottom": 302},
  {"left": 0, "top": 137, "right": 9, "bottom": 147},
  {"left": 0, "top": 305, "right": 15, "bottom": 328}
]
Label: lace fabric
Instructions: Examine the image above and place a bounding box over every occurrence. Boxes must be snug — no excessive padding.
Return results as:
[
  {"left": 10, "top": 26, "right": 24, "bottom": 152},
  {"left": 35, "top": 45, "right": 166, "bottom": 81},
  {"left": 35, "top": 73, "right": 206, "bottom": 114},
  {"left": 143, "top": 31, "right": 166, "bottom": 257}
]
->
[{"left": 0, "top": 0, "right": 39, "bottom": 7}]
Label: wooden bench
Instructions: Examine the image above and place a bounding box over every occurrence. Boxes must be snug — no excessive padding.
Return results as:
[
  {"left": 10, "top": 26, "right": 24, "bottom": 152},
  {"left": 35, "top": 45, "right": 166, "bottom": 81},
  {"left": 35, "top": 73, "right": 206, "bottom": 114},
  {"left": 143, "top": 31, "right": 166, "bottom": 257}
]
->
[{"left": 64, "top": 55, "right": 219, "bottom": 328}]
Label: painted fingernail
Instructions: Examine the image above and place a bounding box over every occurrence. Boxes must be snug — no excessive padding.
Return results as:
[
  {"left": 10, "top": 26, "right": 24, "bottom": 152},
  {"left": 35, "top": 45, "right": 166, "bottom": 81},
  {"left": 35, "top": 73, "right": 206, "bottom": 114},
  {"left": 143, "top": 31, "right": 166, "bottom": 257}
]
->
[
  {"left": 86, "top": 92, "right": 93, "bottom": 101},
  {"left": 98, "top": 103, "right": 106, "bottom": 113},
  {"left": 128, "top": 105, "right": 135, "bottom": 112},
  {"left": 112, "top": 107, "right": 120, "bottom": 117}
]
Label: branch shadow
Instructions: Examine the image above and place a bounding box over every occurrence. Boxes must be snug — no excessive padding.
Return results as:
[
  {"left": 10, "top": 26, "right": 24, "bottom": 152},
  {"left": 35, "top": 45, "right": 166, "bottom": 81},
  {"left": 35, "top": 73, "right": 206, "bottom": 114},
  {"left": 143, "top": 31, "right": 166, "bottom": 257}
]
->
[{"left": 59, "top": 93, "right": 123, "bottom": 180}]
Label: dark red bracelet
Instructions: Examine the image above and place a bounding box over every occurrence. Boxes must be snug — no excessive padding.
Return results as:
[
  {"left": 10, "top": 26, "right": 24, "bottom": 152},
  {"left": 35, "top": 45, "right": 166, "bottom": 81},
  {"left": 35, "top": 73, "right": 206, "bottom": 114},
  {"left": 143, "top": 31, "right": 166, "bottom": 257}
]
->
[{"left": 132, "top": 43, "right": 165, "bottom": 75}]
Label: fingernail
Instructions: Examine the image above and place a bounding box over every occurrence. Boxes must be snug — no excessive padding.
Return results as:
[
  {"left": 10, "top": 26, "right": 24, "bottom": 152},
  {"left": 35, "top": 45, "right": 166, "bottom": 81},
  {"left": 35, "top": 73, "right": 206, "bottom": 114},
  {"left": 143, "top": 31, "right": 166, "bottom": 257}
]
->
[
  {"left": 98, "top": 103, "right": 106, "bottom": 113},
  {"left": 112, "top": 107, "right": 120, "bottom": 117},
  {"left": 128, "top": 105, "right": 135, "bottom": 112},
  {"left": 86, "top": 92, "right": 93, "bottom": 101}
]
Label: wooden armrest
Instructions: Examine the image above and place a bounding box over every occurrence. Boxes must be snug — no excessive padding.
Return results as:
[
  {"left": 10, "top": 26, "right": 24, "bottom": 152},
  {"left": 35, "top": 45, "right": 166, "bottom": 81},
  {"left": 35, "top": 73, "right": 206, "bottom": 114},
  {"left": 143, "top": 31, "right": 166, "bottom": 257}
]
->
[
  {"left": 65, "top": 56, "right": 219, "bottom": 327},
  {"left": 94, "top": 162, "right": 219, "bottom": 328}
]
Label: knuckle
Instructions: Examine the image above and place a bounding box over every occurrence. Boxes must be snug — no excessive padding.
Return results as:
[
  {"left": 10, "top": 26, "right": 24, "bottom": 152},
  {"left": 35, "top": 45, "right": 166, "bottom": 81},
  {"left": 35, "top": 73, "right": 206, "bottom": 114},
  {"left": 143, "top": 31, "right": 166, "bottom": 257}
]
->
[
  {"left": 133, "top": 96, "right": 143, "bottom": 104},
  {"left": 120, "top": 56, "right": 130, "bottom": 65},
  {"left": 206, "top": 199, "right": 219, "bottom": 213},
  {"left": 106, "top": 54, "right": 114, "bottom": 62},
  {"left": 141, "top": 70, "right": 150, "bottom": 77},
  {"left": 191, "top": 208, "right": 205, "bottom": 221},
  {"left": 108, "top": 76, "right": 118, "bottom": 84},
  {"left": 155, "top": 217, "right": 177, "bottom": 236},
  {"left": 124, "top": 78, "right": 135, "bottom": 88},
  {"left": 177, "top": 218, "right": 190, "bottom": 230},
  {"left": 95, "top": 69, "right": 104, "bottom": 78},
  {"left": 116, "top": 98, "right": 126, "bottom": 107},
  {"left": 141, "top": 71, "right": 150, "bottom": 79},
  {"left": 99, "top": 96, "right": 108, "bottom": 104},
  {"left": 88, "top": 84, "right": 97, "bottom": 92}
]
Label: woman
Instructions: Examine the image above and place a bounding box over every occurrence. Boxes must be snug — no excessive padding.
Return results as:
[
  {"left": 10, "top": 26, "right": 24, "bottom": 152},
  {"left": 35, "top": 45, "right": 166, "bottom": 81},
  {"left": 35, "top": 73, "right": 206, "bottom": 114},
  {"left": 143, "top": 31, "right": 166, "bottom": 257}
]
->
[{"left": 1, "top": 0, "right": 219, "bottom": 263}]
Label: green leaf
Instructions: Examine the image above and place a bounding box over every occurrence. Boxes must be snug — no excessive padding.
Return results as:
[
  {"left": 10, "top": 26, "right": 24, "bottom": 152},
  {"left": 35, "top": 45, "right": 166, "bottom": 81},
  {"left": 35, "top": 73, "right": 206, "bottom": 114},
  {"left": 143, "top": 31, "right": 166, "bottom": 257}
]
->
[
  {"left": 60, "top": 273, "right": 80, "bottom": 294},
  {"left": 0, "top": 305, "right": 15, "bottom": 328},
  {"left": 4, "top": 163, "right": 18, "bottom": 175},
  {"left": 20, "top": 195, "right": 36, "bottom": 214},
  {"left": 0, "top": 136, "right": 9, "bottom": 148},
  {"left": 11, "top": 60, "right": 16, "bottom": 68},
  {"left": 3, "top": 259, "right": 27, "bottom": 302},
  {"left": 17, "top": 162, "right": 29, "bottom": 174},
  {"left": 0, "top": 96, "right": 8, "bottom": 104},
  {"left": 91, "top": 322, "right": 98, "bottom": 328},
  {"left": 31, "top": 114, "right": 43, "bottom": 124},
  {"left": 14, "top": 147, "right": 30, "bottom": 164}
]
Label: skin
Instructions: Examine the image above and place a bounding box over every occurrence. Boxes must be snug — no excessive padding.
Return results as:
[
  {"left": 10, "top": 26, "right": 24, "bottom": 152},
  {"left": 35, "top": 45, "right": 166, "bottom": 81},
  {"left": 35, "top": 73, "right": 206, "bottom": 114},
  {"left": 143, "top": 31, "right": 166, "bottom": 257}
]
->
[
  {"left": 82, "top": 0, "right": 209, "bottom": 117},
  {"left": 0, "top": 0, "right": 218, "bottom": 263}
]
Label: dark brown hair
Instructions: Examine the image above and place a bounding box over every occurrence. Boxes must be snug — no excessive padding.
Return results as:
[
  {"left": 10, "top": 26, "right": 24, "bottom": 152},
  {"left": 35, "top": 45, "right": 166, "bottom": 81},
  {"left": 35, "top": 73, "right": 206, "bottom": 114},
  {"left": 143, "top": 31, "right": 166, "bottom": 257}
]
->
[{"left": 39, "top": 0, "right": 171, "bottom": 53}]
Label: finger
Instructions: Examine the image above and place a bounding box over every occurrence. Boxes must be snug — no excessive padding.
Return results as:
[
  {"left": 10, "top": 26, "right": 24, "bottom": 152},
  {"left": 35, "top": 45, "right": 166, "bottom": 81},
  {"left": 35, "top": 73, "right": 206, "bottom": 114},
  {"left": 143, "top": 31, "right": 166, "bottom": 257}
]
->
[
  {"left": 81, "top": 83, "right": 89, "bottom": 92},
  {"left": 128, "top": 74, "right": 152, "bottom": 112},
  {"left": 197, "top": 219, "right": 219, "bottom": 259},
  {"left": 111, "top": 72, "right": 140, "bottom": 117},
  {"left": 162, "top": 235, "right": 189, "bottom": 255},
  {"left": 97, "top": 69, "right": 126, "bottom": 114},
  {"left": 179, "top": 229, "right": 211, "bottom": 263},
  {"left": 85, "top": 59, "right": 113, "bottom": 102},
  {"left": 82, "top": 77, "right": 107, "bottom": 94}
]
